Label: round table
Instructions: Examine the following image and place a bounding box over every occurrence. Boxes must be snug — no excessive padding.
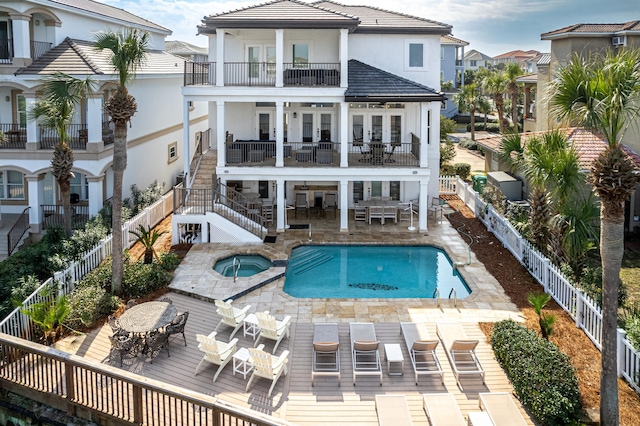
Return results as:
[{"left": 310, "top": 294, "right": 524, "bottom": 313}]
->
[{"left": 118, "top": 301, "right": 178, "bottom": 334}]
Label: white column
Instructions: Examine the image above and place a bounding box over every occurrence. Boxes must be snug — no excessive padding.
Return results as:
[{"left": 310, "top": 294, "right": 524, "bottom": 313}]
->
[
  {"left": 216, "top": 101, "right": 226, "bottom": 167},
  {"left": 26, "top": 175, "right": 41, "bottom": 233},
  {"left": 340, "top": 101, "right": 349, "bottom": 167},
  {"left": 276, "top": 101, "right": 284, "bottom": 167},
  {"left": 9, "top": 13, "right": 31, "bottom": 63},
  {"left": 86, "top": 94, "right": 103, "bottom": 150},
  {"left": 340, "top": 180, "right": 349, "bottom": 232},
  {"left": 419, "top": 180, "right": 428, "bottom": 232},
  {"left": 339, "top": 29, "right": 349, "bottom": 88},
  {"left": 44, "top": 20, "right": 59, "bottom": 46},
  {"left": 428, "top": 103, "right": 441, "bottom": 198},
  {"left": 24, "top": 93, "right": 38, "bottom": 150},
  {"left": 419, "top": 102, "right": 430, "bottom": 167},
  {"left": 87, "top": 175, "right": 104, "bottom": 218},
  {"left": 216, "top": 28, "right": 225, "bottom": 87},
  {"left": 276, "top": 180, "right": 286, "bottom": 232},
  {"left": 276, "top": 29, "right": 284, "bottom": 88},
  {"left": 183, "top": 100, "right": 191, "bottom": 187}
]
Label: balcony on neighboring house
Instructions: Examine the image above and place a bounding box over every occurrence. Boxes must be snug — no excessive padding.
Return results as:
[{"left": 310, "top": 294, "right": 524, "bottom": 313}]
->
[
  {"left": 39, "top": 124, "right": 88, "bottom": 150},
  {"left": 0, "top": 124, "right": 27, "bottom": 149},
  {"left": 0, "top": 38, "right": 14, "bottom": 64},
  {"left": 184, "top": 62, "right": 341, "bottom": 87},
  {"left": 30, "top": 40, "right": 53, "bottom": 61}
]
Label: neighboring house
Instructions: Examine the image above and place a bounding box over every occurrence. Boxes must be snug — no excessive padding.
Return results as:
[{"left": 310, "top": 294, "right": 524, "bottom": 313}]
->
[
  {"left": 165, "top": 40, "right": 208, "bottom": 62},
  {"left": 463, "top": 49, "right": 492, "bottom": 70},
  {"left": 492, "top": 49, "right": 540, "bottom": 69},
  {"left": 440, "top": 34, "right": 468, "bottom": 118},
  {"left": 516, "top": 52, "right": 549, "bottom": 133},
  {"left": 476, "top": 127, "right": 640, "bottom": 231},
  {"left": 180, "top": 0, "right": 449, "bottom": 238},
  {"left": 0, "top": 0, "right": 208, "bottom": 250}
]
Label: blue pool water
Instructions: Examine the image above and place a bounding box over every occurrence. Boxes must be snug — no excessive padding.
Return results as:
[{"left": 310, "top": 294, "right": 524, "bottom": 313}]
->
[
  {"left": 214, "top": 255, "right": 274, "bottom": 277},
  {"left": 284, "top": 245, "right": 470, "bottom": 299}
]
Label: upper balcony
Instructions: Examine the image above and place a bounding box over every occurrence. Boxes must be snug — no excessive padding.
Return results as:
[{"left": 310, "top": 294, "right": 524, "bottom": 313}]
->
[
  {"left": 184, "top": 62, "right": 341, "bottom": 87},
  {"left": 0, "top": 122, "right": 114, "bottom": 150}
]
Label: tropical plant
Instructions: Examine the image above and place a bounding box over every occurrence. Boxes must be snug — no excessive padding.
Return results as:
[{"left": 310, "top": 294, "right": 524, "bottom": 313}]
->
[
  {"left": 527, "top": 291, "right": 556, "bottom": 339},
  {"left": 20, "top": 288, "right": 71, "bottom": 345},
  {"left": 481, "top": 70, "right": 509, "bottom": 133},
  {"left": 497, "top": 132, "right": 525, "bottom": 173},
  {"left": 528, "top": 186, "right": 551, "bottom": 255},
  {"left": 476, "top": 95, "right": 492, "bottom": 131},
  {"left": 549, "top": 47, "right": 640, "bottom": 425},
  {"left": 440, "top": 138, "right": 456, "bottom": 168},
  {"left": 505, "top": 62, "right": 524, "bottom": 125},
  {"left": 440, "top": 115, "right": 456, "bottom": 143},
  {"left": 454, "top": 83, "right": 484, "bottom": 140},
  {"left": 130, "top": 224, "right": 167, "bottom": 264},
  {"left": 94, "top": 29, "right": 149, "bottom": 294},
  {"left": 29, "top": 72, "right": 95, "bottom": 237}
]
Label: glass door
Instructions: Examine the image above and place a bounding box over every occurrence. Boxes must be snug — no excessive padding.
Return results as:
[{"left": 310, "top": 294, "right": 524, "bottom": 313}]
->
[
  {"left": 247, "top": 45, "right": 261, "bottom": 82},
  {"left": 320, "top": 113, "right": 332, "bottom": 141},
  {"left": 352, "top": 115, "right": 364, "bottom": 142},
  {"left": 257, "top": 112, "right": 273, "bottom": 140},
  {"left": 371, "top": 181, "right": 382, "bottom": 198},
  {"left": 301, "top": 113, "right": 314, "bottom": 143},
  {"left": 246, "top": 45, "right": 275, "bottom": 84},
  {"left": 370, "top": 115, "right": 383, "bottom": 142}
]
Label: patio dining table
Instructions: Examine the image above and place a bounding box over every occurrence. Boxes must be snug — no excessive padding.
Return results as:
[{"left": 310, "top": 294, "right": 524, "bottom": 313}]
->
[
  {"left": 119, "top": 301, "right": 177, "bottom": 334},
  {"left": 357, "top": 200, "right": 401, "bottom": 225}
]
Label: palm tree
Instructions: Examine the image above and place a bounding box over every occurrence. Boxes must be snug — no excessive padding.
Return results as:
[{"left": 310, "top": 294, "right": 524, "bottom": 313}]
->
[
  {"left": 505, "top": 62, "right": 524, "bottom": 128},
  {"left": 94, "top": 29, "right": 149, "bottom": 294},
  {"left": 30, "top": 72, "right": 94, "bottom": 236},
  {"left": 476, "top": 96, "right": 492, "bottom": 131},
  {"left": 481, "top": 71, "right": 509, "bottom": 133},
  {"left": 549, "top": 48, "right": 640, "bottom": 426},
  {"left": 454, "top": 83, "right": 483, "bottom": 140}
]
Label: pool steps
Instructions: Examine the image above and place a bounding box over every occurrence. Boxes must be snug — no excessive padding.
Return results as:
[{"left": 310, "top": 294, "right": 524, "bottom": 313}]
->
[{"left": 288, "top": 248, "right": 334, "bottom": 275}]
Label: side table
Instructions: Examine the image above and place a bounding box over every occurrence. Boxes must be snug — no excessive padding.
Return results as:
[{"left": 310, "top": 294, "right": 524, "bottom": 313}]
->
[
  {"left": 384, "top": 343, "right": 404, "bottom": 376},
  {"left": 243, "top": 313, "right": 261, "bottom": 340},
  {"left": 232, "top": 347, "right": 254, "bottom": 379}
]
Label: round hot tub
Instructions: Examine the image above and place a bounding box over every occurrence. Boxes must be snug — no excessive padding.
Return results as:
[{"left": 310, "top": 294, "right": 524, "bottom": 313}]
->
[{"left": 213, "top": 254, "right": 274, "bottom": 278}]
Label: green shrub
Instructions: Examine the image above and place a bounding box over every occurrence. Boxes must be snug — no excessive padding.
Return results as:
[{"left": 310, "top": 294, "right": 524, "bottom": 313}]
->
[
  {"left": 127, "top": 180, "right": 164, "bottom": 216},
  {"left": 440, "top": 164, "right": 455, "bottom": 176},
  {"left": 574, "top": 264, "right": 627, "bottom": 308},
  {"left": 454, "top": 163, "right": 471, "bottom": 180},
  {"left": 123, "top": 261, "right": 172, "bottom": 298},
  {"left": 77, "top": 257, "right": 113, "bottom": 291},
  {"left": 64, "top": 283, "right": 120, "bottom": 330},
  {"left": 466, "top": 122, "right": 501, "bottom": 132},
  {"left": 159, "top": 252, "right": 181, "bottom": 271},
  {"left": 491, "top": 320, "right": 581, "bottom": 425},
  {"left": 458, "top": 139, "right": 479, "bottom": 150}
]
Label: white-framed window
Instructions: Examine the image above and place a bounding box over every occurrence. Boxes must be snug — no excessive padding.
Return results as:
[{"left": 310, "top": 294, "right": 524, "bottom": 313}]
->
[
  {"left": 70, "top": 172, "right": 88, "bottom": 200},
  {"left": 293, "top": 43, "right": 309, "bottom": 67},
  {"left": 168, "top": 141, "right": 178, "bottom": 163},
  {"left": 0, "top": 170, "right": 25, "bottom": 199},
  {"left": 405, "top": 40, "right": 426, "bottom": 70},
  {"left": 470, "top": 60, "right": 477, "bottom": 67}
]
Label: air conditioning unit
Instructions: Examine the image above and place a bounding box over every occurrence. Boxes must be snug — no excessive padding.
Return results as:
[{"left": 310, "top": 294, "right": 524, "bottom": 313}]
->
[{"left": 612, "top": 36, "right": 626, "bottom": 46}]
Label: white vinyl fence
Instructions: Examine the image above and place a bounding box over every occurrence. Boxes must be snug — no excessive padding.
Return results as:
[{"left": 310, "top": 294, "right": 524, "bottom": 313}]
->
[
  {"left": 443, "top": 175, "right": 640, "bottom": 393},
  {"left": 0, "top": 190, "right": 174, "bottom": 339}
]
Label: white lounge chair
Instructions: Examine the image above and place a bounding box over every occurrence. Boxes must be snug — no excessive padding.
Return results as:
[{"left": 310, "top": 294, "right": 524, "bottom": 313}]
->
[
  {"left": 479, "top": 392, "right": 527, "bottom": 426},
  {"left": 400, "top": 322, "right": 444, "bottom": 384},
  {"left": 422, "top": 393, "right": 466, "bottom": 426},
  {"left": 436, "top": 321, "right": 485, "bottom": 387},
  {"left": 246, "top": 346, "right": 289, "bottom": 397},
  {"left": 376, "top": 395, "right": 413, "bottom": 426},
  {"left": 254, "top": 311, "right": 292, "bottom": 353},
  {"left": 312, "top": 323, "right": 340, "bottom": 385},
  {"left": 214, "top": 299, "right": 251, "bottom": 339},
  {"left": 194, "top": 331, "right": 238, "bottom": 382},
  {"left": 350, "top": 322, "right": 382, "bottom": 385}
]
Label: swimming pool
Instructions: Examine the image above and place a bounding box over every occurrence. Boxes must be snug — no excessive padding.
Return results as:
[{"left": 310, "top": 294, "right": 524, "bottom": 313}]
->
[
  {"left": 213, "top": 254, "right": 274, "bottom": 277},
  {"left": 284, "top": 245, "right": 470, "bottom": 299}
]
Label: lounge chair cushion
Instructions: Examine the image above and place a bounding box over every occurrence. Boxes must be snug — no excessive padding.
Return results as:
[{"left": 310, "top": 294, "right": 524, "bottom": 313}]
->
[
  {"left": 451, "top": 340, "right": 479, "bottom": 351},
  {"left": 314, "top": 342, "right": 339, "bottom": 352},
  {"left": 412, "top": 340, "right": 438, "bottom": 351},
  {"left": 354, "top": 340, "right": 379, "bottom": 351}
]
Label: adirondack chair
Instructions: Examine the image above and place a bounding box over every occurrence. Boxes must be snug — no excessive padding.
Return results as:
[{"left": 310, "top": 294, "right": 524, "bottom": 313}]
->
[
  {"left": 194, "top": 331, "right": 238, "bottom": 382},
  {"left": 254, "top": 311, "right": 292, "bottom": 353},
  {"left": 246, "top": 347, "right": 290, "bottom": 397},
  {"left": 214, "top": 299, "right": 252, "bottom": 339}
]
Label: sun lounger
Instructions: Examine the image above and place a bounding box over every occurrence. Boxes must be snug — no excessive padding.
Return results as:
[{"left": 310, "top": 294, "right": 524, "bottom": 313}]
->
[
  {"left": 312, "top": 323, "right": 340, "bottom": 385},
  {"left": 350, "top": 322, "right": 382, "bottom": 385},
  {"left": 400, "top": 322, "right": 444, "bottom": 384},
  {"left": 436, "top": 321, "right": 484, "bottom": 386},
  {"left": 423, "top": 393, "right": 466, "bottom": 426},
  {"left": 479, "top": 392, "right": 527, "bottom": 426},
  {"left": 376, "top": 395, "right": 413, "bottom": 426}
]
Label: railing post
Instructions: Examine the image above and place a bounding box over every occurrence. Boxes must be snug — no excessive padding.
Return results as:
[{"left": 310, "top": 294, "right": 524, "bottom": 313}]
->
[
  {"left": 575, "top": 290, "right": 583, "bottom": 328},
  {"left": 617, "top": 327, "right": 627, "bottom": 377},
  {"left": 133, "top": 385, "right": 143, "bottom": 424},
  {"left": 542, "top": 258, "right": 550, "bottom": 293},
  {"left": 64, "top": 362, "right": 76, "bottom": 415}
]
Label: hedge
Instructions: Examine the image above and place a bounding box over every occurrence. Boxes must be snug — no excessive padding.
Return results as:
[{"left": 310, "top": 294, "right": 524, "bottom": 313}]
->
[{"left": 491, "top": 320, "right": 581, "bottom": 425}]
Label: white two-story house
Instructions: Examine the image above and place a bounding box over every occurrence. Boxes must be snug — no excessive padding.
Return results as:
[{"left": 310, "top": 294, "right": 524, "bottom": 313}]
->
[
  {"left": 0, "top": 0, "right": 208, "bottom": 253},
  {"left": 179, "top": 0, "right": 449, "bottom": 239}
]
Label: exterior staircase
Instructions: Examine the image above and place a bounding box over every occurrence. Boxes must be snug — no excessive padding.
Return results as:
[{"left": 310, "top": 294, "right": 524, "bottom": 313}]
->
[{"left": 191, "top": 149, "right": 217, "bottom": 187}]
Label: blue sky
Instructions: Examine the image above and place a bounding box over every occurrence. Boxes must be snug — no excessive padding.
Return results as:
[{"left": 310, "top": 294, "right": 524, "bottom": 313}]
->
[{"left": 98, "top": 0, "right": 638, "bottom": 56}]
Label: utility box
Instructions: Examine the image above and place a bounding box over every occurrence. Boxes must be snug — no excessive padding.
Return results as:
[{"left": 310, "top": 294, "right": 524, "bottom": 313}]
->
[
  {"left": 472, "top": 174, "right": 487, "bottom": 194},
  {"left": 486, "top": 171, "right": 523, "bottom": 201},
  {"left": 175, "top": 172, "right": 185, "bottom": 186}
]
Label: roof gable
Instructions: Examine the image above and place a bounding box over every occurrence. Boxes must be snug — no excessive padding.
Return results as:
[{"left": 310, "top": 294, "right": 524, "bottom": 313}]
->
[
  {"left": 542, "top": 21, "right": 640, "bottom": 38},
  {"left": 441, "top": 35, "right": 469, "bottom": 46}
]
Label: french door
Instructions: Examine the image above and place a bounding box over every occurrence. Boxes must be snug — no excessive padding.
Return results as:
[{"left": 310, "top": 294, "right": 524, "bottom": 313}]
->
[
  {"left": 246, "top": 45, "right": 276, "bottom": 84},
  {"left": 301, "top": 112, "right": 333, "bottom": 142}
]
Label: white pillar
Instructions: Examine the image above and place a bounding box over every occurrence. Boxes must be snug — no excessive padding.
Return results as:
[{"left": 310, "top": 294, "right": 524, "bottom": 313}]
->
[
  {"left": 44, "top": 19, "right": 59, "bottom": 46},
  {"left": 216, "top": 101, "right": 225, "bottom": 167},
  {"left": 276, "top": 180, "right": 286, "bottom": 232},
  {"left": 183, "top": 99, "right": 191, "bottom": 187},
  {"left": 87, "top": 175, "right": 104, "bottom": 218},
  {"left": 340, "top": 180, "right": 349, "bottom": 232},
  {"left": 86, "top": 94, "right": 103, "bottom": 149},
  {"left": 339, "top": 29, "right": 349, "bottom": 88},
  {"left": 24, "top": 93, "right": 38, "bottom": 150},
  {"left": 276, "top": 29, "right": 284, "bottom": 88},
  {"left": 26, "top": 175, "right": 41, "bottom": 233},
  {"left": 216, "top": 29, "right": 225, "bottom": 87},
  {"left": 419, "top": 180, "right": 428, "bottom": 232},
  {"left": 9, "top": 13, "right": 31, "bottom": 64},
  {"left": 419, "top": 102, "right": 430, "bottom": 167},
  {"left": 276, "top": 101, "right": 284, "bottom": 166},
  {"left": 428, "top": 103, "right": 441, "bottom": 198},
  {"left": 340, "top": 101, "right": 349, "bottom": 167}
]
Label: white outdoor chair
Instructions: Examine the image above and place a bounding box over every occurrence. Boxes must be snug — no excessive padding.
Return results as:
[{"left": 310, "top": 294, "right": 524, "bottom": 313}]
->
[
  {"left": 194, "top": 331, "right": 238, "bottom": 382},
  {"left": 254, "top": 311, "right": 292, "bottom": 353},
  {"left": 428, "top": 197, "right": 444, "bottom": 220},
  {"left": 246, "top": 347, "right": 289, "bottom": 397},
  {"left": 214, "top": 299, "right": 252, "bottom": 339}
]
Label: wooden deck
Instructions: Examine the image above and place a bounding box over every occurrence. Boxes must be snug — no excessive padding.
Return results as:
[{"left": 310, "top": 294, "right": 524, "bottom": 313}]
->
[{"left": 55, "top": 292, "right": 534, "bottom": 425}]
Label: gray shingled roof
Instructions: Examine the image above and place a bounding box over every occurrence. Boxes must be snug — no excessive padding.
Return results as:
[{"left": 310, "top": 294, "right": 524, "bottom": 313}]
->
[
  {"left": 541, "top": 21, "right": 640, "bottom": 38},
  {"left": 165, "top": 40, "right": 208, "bottom": 56},
  {"left": 464, "top": 49, "right": 492, "bottom": 61},
  {"left": 314, "top": 1, "right": 451, "bottom": 34},
  {"left": 49, "top": 0, "right": 170, "bottom": 33},
  {"left": 441, "top": 35, "right": 469, "bottom": 46},
  {"left": 16, "top": 38, "right": 184, "bottom": 76},
  {"left": 198, "top": 0, "right": 359, "bottom": 34},
  {"left": 345, "top": 60, "right": 446, "bottom": 102}
]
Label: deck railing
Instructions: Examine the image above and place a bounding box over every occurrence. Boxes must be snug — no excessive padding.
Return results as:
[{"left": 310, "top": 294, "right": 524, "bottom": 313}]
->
[
  {"left": 184, "top": 61, "right": 215, "bottom": 86},
  {"left": 0, "top": 123, "right": 27, "bottom": 149},
  {"left": 0, "top": 38, "right": 13, "bottom": 63},
  {"left": 30, "top": 40, "right": 52, "bottom": 60},
  {"left": 7, "top": 207, "right": 30, "bottom": 256},
  {"left": 39, "top": 124, "right": 88, "bottom": 149},
  {"left": 348, "top": 141, "right": 419, "bottom": 167},
  {"left": 454, "top": 176, "right": 640, "bottom": 393},
  {"left": 282, "top": 63, "right": 340, "bottom": 86},
  {"left": 41, "top": 204, "right": 90, "bottom": 230},
  {"left": 0, "top": 333, "right": 293, "bottom": 426}
]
